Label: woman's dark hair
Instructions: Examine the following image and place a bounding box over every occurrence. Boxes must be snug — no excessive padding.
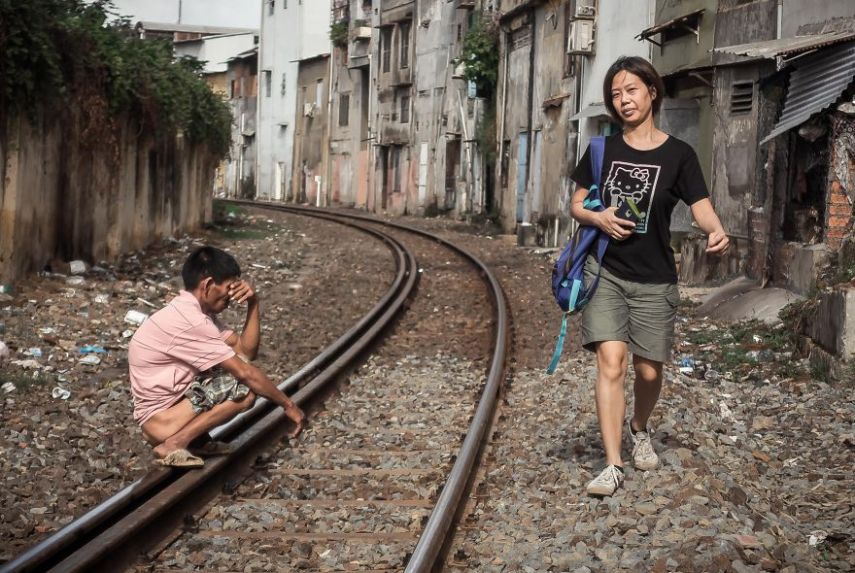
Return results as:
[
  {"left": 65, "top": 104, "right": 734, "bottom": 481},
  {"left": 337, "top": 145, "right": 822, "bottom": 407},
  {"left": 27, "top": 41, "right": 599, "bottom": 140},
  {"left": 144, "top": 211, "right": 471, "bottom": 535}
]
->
[
  {"left": 603, "top": 56, "right": 666, "bottom": 123},
  {"left": 182, "top": 246, "right": 241, "bottom": 290}
]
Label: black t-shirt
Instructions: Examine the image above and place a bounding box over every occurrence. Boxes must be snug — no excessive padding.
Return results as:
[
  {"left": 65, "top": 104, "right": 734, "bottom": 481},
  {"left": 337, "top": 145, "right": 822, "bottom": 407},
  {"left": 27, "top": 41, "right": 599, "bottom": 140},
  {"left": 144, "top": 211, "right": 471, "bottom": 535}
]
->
[{"left": 571, "top": 133, "right": 709, "bottom": 284}]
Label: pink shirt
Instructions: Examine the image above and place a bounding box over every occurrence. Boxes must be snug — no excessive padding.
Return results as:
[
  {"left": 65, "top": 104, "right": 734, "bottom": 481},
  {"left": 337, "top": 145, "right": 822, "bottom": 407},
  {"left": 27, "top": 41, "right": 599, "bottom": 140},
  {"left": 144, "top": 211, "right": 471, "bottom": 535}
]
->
[{"left": 129, "top": 290, "right": 235, "bottom": 424}]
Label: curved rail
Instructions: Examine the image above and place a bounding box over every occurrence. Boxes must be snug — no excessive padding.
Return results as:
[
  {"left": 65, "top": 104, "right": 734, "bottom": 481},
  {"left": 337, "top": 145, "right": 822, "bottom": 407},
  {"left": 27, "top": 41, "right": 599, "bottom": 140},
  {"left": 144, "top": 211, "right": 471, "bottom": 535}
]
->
[
  {"left": 1, "top": 212, "right": 418, "bottom": 573},
  {"left": 257, "top": 204, "right": 510, "bottom": 573}
]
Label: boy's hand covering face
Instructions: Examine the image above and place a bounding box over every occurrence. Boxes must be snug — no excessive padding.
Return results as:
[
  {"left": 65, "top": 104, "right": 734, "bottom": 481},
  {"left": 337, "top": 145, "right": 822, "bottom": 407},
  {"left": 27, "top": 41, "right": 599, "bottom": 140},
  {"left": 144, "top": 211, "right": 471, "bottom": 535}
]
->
[{"left": 228, "top": 279, "right": 257, "bottom": 304}]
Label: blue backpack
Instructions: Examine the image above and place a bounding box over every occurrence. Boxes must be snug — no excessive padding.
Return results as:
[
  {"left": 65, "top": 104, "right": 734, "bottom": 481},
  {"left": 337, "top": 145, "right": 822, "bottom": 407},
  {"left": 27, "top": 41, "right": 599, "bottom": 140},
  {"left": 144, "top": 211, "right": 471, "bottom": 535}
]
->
[{"left": 547, "top": 136, "right": 609, "bottom": 374}]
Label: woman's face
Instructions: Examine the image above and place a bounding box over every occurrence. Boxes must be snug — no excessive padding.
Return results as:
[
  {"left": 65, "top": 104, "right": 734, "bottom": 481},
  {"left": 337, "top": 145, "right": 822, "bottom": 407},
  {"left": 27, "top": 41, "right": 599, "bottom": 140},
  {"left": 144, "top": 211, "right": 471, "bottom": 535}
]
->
[{"left": 610, "top": 70, "right": 656, "bottom": 126}]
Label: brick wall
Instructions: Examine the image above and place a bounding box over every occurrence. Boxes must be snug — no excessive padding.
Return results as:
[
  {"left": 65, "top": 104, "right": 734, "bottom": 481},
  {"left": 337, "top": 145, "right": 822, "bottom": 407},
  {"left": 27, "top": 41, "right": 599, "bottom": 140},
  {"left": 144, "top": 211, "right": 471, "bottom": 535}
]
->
[{"left": 827, "top": 180, "right": 853, "bottom": 249}]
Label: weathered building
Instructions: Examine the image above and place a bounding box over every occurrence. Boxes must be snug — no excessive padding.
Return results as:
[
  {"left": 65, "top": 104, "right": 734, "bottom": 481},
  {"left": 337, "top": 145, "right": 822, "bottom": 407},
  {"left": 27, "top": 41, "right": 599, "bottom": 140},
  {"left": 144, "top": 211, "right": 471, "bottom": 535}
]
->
[
  {"left": 495, "top": 0, "right": 586, "bottom": 245},
  {"left": 223, "top": 47, "right": 259, "bottom": 199},
  {"left": 328, "top": 0, "right": 374, "bottom": 207},
  {"left": 174, "top": 31, "right": 258, "bottom": 96},
  {"left": 257, "top": 0, "right": 331, "bottom": 201},
  {"left": 174, "top": 31, "right": 259, "bottom": 196},
  {"left": 293, "top": 55, "right": 332, "bottom": 205},
  {"left": 366, "top": 0, "right": 488, "bottom": 218}
]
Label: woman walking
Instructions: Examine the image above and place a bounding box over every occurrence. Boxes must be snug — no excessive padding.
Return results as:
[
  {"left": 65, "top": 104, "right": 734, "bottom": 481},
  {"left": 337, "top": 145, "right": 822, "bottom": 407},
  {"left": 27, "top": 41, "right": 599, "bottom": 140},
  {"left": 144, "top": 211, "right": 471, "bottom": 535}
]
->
[{"left": 569, "top": 56, "right": 729, "bottom": 496}]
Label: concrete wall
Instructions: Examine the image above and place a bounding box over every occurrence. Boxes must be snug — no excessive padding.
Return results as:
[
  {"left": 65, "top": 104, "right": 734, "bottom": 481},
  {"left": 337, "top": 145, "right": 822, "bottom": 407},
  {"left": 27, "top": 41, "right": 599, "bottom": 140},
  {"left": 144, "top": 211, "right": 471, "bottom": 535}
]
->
[
  {"left": 783, "top": 0, "right": 855, "bottom": 36},
  {"left": 0, "top": 113, "right": 218, "bottom": 283},
  {"left": 577, "top": 0, "right": 653, "bottom": 151}
]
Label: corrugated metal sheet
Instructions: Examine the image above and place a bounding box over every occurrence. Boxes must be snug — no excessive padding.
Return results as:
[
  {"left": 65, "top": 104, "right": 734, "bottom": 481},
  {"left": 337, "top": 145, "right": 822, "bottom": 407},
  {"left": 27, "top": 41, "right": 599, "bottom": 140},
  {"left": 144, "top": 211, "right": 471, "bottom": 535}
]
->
[
  {"left": 715, "top": 31, "right": 855, "bottom": 59},
  {"left": 760, "top": 41, "right": 855, "bottom": 145}
]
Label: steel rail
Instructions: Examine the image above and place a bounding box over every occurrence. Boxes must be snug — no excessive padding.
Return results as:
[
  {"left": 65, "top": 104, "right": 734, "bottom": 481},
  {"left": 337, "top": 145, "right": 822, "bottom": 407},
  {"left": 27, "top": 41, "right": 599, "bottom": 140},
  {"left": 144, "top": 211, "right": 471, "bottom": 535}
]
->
[
  {"left": 271, "top": 205, "right": 510, "bottom": 573},
  {"left": 1, "top": 211, "right": 417, "bottom": 573}
]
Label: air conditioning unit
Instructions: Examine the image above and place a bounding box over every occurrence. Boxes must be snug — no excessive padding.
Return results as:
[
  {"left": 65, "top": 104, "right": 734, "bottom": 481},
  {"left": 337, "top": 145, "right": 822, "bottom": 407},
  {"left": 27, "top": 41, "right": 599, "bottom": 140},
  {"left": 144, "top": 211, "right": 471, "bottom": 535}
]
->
[
  {"left": 567, "top": 19, "right": 595, "bottom": 55},
  {"left": 575, "top": 0, "right": 596, "bottom": 19}
]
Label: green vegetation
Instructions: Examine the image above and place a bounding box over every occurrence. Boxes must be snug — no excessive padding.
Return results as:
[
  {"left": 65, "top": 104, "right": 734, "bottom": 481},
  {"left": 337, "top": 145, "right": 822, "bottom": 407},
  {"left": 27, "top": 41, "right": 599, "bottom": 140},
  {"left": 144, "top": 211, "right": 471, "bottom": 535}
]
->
[
  {"left": 685, "top": 319, "right": 805, "bottom": 379},
  {"left": 0, "top": 0, "right": 231, "bottom": 155},
  {"left": 460, "top": 13, "right": 499, "bottom": 99},
  {"left": 212, "top": 200, "right": 281, "bottom": 240},
  {"left": 329, "top": 20, "right": 349, "bottom": 49}
]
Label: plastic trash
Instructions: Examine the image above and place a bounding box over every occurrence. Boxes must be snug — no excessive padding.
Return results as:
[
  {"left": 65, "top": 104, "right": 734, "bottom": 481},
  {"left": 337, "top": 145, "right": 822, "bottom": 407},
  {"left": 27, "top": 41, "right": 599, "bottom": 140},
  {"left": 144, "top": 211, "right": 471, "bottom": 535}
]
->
[
  {"left": 1, "top": 382, "right": 15, "bottom": 393},
  {"left": 94, "top": 293, "right": 110, "bottom": 304},
  {"left": 69, "top": 260, "right": 87, "bottom": 275},
  {"left": 79, "top": 354, "right": 101, "bottom": 366},
  {"left": 703, "top": 369, "right": 720, "bottom": 382},
  {"left": 678, "top": 355, "right": 695, "bottom": 375},
  {"left": 809, "top": 530, "right": 828, "bottom": 547},
  {"left": 78, "top": 345, "right": 106, "bottom": 355},
  {"left": 124, "top": 310, "right": 148, "bottom": 325},
  {"left": 25, "top": 347, "right": 43, "bottom": 358},
  {"left": 121, "top": 329, "right": 135, "bottom": 338},
  {"left": 51, "top": 387, "right": 71, "bottom": 400},
  {"left": 65, "top": 276, "right": 85, "bottom": 286},
  {"left": 0, "top": 284, "right": 13, "bottom": 295},
  {"left": 0, "top": 341, "right": 10, "bottom": 361}
]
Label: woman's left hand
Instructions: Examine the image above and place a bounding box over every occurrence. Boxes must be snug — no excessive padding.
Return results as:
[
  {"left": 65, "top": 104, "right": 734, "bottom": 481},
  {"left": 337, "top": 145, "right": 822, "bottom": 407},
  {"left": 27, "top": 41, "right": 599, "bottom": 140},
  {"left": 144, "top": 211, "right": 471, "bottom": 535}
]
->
[{"left": 706, "top": 230, "right": 730, "bottom": 254}]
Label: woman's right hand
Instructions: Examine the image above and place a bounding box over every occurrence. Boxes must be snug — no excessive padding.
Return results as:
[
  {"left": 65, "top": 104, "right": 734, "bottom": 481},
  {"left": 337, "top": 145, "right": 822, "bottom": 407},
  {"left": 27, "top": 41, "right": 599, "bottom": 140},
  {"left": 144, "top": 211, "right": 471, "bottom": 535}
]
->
[{"left": 597, "top": 207, "right": 636, "bottom": 241}]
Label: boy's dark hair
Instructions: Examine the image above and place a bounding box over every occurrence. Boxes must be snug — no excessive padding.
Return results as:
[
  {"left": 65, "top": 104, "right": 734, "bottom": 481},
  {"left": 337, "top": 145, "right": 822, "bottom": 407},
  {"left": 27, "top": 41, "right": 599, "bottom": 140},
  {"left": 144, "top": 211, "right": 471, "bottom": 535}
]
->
[
  {"left": 603, "top": 56, "right": 666, "bottom": 123},
  {"left": 182, "top": 246, "right": 241, "bottom": 290}
]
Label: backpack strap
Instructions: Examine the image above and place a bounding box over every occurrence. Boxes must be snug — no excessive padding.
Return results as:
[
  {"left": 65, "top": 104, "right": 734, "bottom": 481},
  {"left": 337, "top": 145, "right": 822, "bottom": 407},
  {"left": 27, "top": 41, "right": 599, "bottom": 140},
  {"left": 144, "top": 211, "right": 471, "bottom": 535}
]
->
[{"left": 546, "top": 136, "right": 608, "bottom": 375}]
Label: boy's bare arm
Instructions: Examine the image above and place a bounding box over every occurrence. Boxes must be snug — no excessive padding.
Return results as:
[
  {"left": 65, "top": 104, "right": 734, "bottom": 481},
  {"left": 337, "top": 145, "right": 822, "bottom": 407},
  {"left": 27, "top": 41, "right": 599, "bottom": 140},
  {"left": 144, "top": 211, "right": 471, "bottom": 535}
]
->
[
  {"left": 226, "top": 279, "right": 261, "bottom": 360},
  {"left": 218, "top": 355, "right": 305, "bottom": 436}
]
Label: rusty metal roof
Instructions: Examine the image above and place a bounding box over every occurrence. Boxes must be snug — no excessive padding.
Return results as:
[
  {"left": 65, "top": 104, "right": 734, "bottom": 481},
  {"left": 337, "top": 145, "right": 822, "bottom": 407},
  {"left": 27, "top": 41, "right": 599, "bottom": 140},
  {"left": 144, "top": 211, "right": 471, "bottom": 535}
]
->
[
  {"left": 715, "top": 30, "right": 855, "bottom": 59},
  {"left": 637, "top": 9, "right": 704, "bottom": 41},
  {"left": 760, "top": 41, "right": 855, "bottom": 145}
]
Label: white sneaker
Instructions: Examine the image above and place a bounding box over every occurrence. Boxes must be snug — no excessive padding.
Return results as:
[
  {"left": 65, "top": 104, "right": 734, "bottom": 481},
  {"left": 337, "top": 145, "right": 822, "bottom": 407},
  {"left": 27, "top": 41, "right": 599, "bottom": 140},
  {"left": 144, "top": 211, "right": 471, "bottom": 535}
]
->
[
  {"left": 628, "top": 420, "right": 659, "bottom": 471},
  {"left": 586, "top": 464, "right": 625, "bottom": 496}
]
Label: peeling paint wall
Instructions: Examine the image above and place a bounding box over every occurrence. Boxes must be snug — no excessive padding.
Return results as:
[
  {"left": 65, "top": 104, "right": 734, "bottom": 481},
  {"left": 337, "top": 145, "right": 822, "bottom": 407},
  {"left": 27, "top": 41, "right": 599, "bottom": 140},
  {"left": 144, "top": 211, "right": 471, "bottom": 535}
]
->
[
  {"left": 0, "top": 113, "right": 217, "bottom": 283},
  {"left": 497, "top": 0, "right": 578, "bottom": 244}
]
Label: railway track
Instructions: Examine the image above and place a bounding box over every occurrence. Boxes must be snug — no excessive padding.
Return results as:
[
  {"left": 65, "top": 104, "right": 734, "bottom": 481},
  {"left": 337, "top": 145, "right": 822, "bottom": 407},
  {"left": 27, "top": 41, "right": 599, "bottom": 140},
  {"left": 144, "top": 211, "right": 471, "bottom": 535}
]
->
[{"left": 2, "top": 204, "right": 509, "bottom": 573}]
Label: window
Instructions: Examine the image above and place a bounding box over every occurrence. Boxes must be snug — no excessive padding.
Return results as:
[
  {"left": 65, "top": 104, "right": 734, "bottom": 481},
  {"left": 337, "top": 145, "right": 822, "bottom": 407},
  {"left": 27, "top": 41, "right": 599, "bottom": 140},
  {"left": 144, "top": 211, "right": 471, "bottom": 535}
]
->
[
  {"left": 263, "top": 70, "right": 272, "bottom": 97},
  {"left": 400, "top": 94, "right": 410, "bottom": 123},
  {"left": 267, "top": 0, "right": 274, "bottom": 16},
  {"left": 382, "top": 28, "right": 392, "bottom": 72},
  {"left": 339, "top": 93, "right": 350, "bottom": 126},
  {"left": 316, "top": 78, "right": 324, "bottom": 107},
  {"left": 399, "top": 21, "right": 411, "bottom": 69},
  {"left": 283, "top": 0, "right": 287, "bottom": 7},
  {"left": 230, "top": 79, "right": 238, "bottom": 99},
  {"left": 731, "top": 81, "right": 753, "bottom": 115},
  {"left": 281, "top": 72, "right": 287, "bottom": 96}
]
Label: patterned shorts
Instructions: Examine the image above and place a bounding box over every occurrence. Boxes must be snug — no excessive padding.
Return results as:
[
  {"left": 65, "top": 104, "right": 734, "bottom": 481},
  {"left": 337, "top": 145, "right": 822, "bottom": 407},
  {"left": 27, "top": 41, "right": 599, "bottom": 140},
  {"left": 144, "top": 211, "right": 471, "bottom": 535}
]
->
[{"left": 184, "top": 371, "right": 250, "bottom": 414}]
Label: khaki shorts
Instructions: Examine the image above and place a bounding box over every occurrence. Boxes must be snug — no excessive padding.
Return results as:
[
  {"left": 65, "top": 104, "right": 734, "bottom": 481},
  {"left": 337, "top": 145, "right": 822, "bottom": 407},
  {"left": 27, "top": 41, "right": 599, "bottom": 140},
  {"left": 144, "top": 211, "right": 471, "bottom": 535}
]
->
[
  {"left": 581, "top": 257, "right": 679, "bottom": 363},
  {"left": 184, "top": 371, "right": 250, "bottom": 414}
]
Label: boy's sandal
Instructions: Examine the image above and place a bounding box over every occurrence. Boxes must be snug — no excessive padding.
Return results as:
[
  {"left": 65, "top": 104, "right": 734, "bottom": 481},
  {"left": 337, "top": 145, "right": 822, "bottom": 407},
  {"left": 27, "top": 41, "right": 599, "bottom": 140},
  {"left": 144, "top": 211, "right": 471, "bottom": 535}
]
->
[{"left": 154, "top": 448, "right": 205, "bottom": 468}]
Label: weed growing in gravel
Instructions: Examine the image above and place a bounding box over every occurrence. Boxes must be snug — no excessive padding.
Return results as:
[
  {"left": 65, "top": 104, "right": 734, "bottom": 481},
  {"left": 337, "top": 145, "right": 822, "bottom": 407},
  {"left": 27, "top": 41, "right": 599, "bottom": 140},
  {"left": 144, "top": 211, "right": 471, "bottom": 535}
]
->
[
  {"left": 0, "top": 368, "right": 55, "bottom": 391},
  {"left": 685, "top": 319, "right": 806, "bottom": 380}
]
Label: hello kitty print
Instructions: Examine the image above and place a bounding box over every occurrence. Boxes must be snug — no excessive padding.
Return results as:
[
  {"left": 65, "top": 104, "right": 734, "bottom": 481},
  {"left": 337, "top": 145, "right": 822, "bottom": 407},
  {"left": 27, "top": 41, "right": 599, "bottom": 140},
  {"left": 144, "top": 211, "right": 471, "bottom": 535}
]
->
[{"left": 603, "top": 161, "right": 661, "bottom": 234}]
